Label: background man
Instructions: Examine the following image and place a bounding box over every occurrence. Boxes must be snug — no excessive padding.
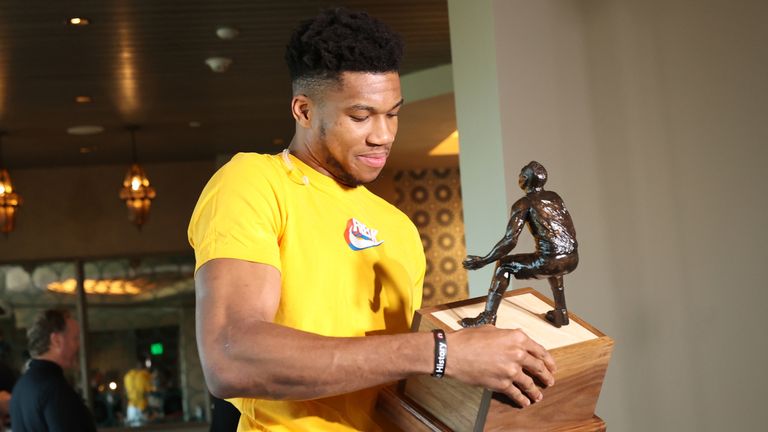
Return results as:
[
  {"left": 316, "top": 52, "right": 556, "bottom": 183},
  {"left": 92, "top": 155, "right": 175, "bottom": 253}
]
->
[
  {"left": 9, "top": 309, "right": 96, "bottom": 432},
  {"left": 124, "top": 357, "right": 153, "bottom": 426},
  {"left": 189, "top": 8, "right": 557, "bottom": 431}
]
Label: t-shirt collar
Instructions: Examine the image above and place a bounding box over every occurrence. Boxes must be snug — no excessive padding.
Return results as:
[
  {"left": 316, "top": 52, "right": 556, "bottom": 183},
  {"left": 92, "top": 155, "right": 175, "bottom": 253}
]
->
[{"left": 281, "top": 151, "right": 364, "bottom": 193}]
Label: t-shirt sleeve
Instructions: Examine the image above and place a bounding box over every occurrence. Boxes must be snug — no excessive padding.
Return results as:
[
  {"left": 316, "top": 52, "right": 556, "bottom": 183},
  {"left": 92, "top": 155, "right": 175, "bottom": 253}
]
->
[{"left": 188, "top": 154, "right": 283, "bottom": 273}]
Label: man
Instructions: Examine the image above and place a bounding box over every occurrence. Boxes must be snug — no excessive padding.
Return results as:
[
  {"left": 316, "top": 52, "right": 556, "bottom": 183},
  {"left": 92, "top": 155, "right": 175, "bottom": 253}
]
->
[
  {"left": 10, "top": 309, "right": 96, "bottom": 432},
  {"left": 462, "top": 161, "right": 579, "bottom": 327},
  {"left": 189, "top": 8, "right": 557, "bottom": 431},
  {"left": 124, "top": 358, "right": 152, "bottom": 426}
]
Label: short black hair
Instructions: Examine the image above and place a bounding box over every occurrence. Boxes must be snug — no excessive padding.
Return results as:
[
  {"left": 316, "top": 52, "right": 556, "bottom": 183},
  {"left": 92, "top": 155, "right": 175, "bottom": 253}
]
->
[
  {"left": 27, "top": 309, "right": 70, "bottom": 357},
  {"left": 285, "top": 7, "right": 404, "bottom": 92}
]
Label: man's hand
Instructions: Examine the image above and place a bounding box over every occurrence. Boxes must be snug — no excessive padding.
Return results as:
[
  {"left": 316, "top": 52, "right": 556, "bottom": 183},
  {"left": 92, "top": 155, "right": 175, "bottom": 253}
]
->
[
  {"left": 447, "top": 326, "right": 556, "bottom": 408},
  {"left": 463, "top": 255, "right": 487, "bottom": 270}
]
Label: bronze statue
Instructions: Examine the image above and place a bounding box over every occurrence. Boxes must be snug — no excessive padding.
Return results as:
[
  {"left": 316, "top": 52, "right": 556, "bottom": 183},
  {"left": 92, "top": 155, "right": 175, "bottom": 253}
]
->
[{"left": 461, "top": 161, "right": 578, "bottom": 328}]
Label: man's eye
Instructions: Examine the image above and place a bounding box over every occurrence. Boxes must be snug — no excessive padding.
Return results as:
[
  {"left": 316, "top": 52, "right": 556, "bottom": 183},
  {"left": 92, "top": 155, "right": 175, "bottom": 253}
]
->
[
  {"left": 350, "top": 115, "right": 368, "bottom": 122},
  {"left": 387, "top": 112, "right": 399, "bottom": 118}
]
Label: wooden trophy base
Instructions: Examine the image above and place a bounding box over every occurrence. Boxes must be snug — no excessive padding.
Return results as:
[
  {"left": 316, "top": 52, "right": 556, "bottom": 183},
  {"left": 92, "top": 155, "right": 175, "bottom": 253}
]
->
[{"left": 376, "top": 288, "right": 613, "bottom": 432}]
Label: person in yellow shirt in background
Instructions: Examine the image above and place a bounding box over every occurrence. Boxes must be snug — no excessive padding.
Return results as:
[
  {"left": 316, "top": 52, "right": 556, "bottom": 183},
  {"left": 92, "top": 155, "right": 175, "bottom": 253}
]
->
[{"left": 124, "top": 358, "right": 152, "bottom": 426}]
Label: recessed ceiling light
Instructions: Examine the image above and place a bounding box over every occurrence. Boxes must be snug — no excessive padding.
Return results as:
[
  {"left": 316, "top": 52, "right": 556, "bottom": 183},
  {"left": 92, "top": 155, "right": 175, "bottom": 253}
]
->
[
  {"left": 67, "top": 17, "right": 91, "bottom": 26},
  {"left": 205, "top": 57, "right": 233, "bottom": 73},
  {"left": 75, "top": 95, "right": 93, "bottom": 104},
  {"left": 188, "top": 121, "right": 202, "bottom": 128},
  {"left": 216, "top": 27, "right": 240, "bottom": 40},
  {"left": 67, "top": 125, "right": 104, "bottom": 136}
]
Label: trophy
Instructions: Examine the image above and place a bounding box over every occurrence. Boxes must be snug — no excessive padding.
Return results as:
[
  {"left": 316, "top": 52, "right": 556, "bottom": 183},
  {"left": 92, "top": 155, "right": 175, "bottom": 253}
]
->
[
  {"left": 378, "top": 162, "right": 614, "bottom": 432},
  {"left": 460, "top": 161, "right": 577, "bottom": 328}
]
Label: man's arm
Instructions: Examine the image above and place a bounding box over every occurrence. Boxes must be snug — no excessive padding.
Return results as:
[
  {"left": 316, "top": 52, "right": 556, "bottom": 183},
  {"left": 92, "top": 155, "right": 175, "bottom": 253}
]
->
[
  {"left": 197, "top": 258, "right": 556, "bottom": 407},
  {"left": 464, "top": 199, "right": 529, "bottom": 269}
]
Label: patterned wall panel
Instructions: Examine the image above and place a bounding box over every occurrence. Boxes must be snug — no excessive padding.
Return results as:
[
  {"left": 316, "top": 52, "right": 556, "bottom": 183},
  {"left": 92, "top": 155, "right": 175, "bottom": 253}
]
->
[{"left": 393, "top": 168, "right": 468, "bottom": 306}]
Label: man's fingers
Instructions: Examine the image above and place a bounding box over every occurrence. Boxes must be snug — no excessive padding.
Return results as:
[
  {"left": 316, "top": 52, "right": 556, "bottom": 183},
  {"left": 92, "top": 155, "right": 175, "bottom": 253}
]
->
[
  {"left": 520, "top": 354, "right": 555, "bottom": 387},
  {"left": 524, "top": 337, "right": 557, "bottom": 376},
  {"left": 514, "top": 372, "right": 543, "bottom": 404},
  {"left": 503, "top": 382, "right": 532, "bottom": 408},
  {"left": 509, "top": 330, "right": 556, "bottom": 386}
]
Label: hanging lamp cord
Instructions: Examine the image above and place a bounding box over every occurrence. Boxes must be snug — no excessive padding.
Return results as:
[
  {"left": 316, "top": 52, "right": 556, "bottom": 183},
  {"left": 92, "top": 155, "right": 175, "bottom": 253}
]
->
[
  {"left": 130, "top": 129, "right": 138, "bottom": 164},
  {"left": 0, "top": 133, "right": 5, "bottom": 168}
]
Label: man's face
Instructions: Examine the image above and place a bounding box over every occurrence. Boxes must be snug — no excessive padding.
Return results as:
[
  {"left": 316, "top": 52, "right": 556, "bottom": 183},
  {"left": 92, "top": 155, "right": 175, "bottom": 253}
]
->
[
  {"left": 307, "top": 72, "right": 403, "bottom": 186},
  {"left": 55, "top": 318, "right": 81, "bottom": 370}
]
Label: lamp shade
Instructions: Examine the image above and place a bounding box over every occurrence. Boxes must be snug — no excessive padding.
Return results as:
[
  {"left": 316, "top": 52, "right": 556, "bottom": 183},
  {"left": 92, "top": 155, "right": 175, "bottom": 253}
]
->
[
  {"left": 0, "top": 168, "right": 22, "bottom": 233},
  {"left": 119, "top": 163, "right": 156, "bottom": 228}
]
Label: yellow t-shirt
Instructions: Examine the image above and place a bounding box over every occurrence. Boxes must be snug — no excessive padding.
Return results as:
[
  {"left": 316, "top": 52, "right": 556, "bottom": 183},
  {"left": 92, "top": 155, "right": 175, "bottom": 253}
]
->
[
  {"left": 188, "top": 152, "right": 425, "bottom": 432},
  {"left": 124, "top": 368, "right": 152, "bottom": 410}
]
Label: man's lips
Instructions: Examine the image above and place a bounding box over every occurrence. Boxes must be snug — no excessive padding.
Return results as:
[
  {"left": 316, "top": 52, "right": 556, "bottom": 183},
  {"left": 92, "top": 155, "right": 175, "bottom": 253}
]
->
[{"left": 357, "top": 153, "right": 388, "bottom": 168}]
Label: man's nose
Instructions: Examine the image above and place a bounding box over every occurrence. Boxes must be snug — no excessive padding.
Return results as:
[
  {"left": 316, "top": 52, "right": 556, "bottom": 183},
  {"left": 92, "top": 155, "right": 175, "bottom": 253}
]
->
[{"left": 368, "top": 116, "right": 396, "bottom": 146}]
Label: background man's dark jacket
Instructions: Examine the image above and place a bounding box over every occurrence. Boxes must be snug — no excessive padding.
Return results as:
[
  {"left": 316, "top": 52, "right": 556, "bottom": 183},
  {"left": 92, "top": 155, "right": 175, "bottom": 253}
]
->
[{"left": 10, "top": 359, "right": 96, "bottom": 432}]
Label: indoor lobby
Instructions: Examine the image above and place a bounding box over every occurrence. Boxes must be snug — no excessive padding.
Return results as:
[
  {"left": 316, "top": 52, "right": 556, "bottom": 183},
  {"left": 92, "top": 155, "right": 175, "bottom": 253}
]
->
[{"left": 0, "top": 1, "right": 766, "bottom": 431}]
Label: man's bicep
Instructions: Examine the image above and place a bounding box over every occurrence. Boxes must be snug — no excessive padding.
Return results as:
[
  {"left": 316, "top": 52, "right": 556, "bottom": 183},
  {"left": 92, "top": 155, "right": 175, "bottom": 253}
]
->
[
  {"left": 194, "top": 258, "right": 282, "bottom": 396},
  {"left": 196, "top": 258, "right": 282, "bottom": 326}
]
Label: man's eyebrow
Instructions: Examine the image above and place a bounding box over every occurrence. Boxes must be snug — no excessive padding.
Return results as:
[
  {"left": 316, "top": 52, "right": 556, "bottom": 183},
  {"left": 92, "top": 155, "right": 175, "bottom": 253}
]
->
[
  {"left": 390, "top": 98, "right": 405, "bottom": 110},
  {"left": 348, "top": 98, "right": 405, "bottom": 112}
]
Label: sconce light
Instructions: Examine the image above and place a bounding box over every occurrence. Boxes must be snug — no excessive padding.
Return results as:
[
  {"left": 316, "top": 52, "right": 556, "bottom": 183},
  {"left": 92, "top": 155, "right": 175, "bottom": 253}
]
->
[
  {"left": 0, "top": 132, "right": 22, "bottom": 235},
  {"left": 118, "top": 126, "right": 156, "bottom": 229}
]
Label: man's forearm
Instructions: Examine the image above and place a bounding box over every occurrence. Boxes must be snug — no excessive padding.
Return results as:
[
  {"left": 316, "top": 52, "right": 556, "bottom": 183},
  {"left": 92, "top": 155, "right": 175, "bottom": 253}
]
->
[
  {"left": 201, "top": 320, "right": 433, "bottom": 400},
  {"left": 195, "top": 259, "right": 556, "bottom": 407}
]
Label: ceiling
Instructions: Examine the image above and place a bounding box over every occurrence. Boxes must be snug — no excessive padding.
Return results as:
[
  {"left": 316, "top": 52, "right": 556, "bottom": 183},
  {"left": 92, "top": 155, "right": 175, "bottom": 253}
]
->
[{"left": 0, "top": 0, "right": 454, "bottom": 171}]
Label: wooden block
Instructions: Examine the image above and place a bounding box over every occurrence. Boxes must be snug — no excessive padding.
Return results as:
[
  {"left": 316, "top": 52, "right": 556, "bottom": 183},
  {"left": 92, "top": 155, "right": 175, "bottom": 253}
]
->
[
  {"left": 377, "top": 386, "right": 605, "bottom": 432},
  {"left": 391, "top": 288, "right": 613, "bottom": 432},
  {"left": 377, "top": 386, "right": 452, "bottom": 432}
]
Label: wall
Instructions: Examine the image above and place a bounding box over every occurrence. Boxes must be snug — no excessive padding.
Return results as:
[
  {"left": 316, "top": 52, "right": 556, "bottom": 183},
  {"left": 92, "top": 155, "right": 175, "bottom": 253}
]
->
[
  {"left": 449, "top": 0, "right": 767, "bottom": 430},
  {"left": 0, "top": 160, "right": 215, "bottom": 262},
  {"left": 370, "top": 166, "right": 470, "bottom": 306},
  {"left": 390, "top": 167, "right": 468, "bottom": 306},
  {"left": 446, "top": 0, "right": 510, "bottom": 293},
  {"left": 179, "top": 306, "right": 208, "bottom": 422}
]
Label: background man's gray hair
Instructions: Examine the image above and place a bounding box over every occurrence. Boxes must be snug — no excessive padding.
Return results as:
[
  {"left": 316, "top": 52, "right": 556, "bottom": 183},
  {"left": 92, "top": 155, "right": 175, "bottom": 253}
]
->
[{"left": 27, "top": 309, "right": 70, "bottom": 357}]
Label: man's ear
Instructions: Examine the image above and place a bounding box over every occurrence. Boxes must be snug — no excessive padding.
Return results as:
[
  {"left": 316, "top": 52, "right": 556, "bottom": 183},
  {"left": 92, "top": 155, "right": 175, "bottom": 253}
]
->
[
  {"left": 49, "top": 332, "right": 62, "bottom": 353},
  {"left": 291, "top": 95, "right": 312, "bottom": 128}
]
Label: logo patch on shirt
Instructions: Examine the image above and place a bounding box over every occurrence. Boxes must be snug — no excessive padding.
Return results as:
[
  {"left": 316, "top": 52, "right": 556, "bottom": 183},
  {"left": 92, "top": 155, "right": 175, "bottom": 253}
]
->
[{"left": 345, "top": 218, "right": 384, "bottom": 251}]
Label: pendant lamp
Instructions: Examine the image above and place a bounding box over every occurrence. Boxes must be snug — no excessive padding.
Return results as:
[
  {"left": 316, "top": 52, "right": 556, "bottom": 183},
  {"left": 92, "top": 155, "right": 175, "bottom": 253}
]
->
[
  {"left": 118, "top": 126, "right": 156, "bottom": 229},
  {"left": 0, "top": 132, "right": 22, "bottom": 235}
]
